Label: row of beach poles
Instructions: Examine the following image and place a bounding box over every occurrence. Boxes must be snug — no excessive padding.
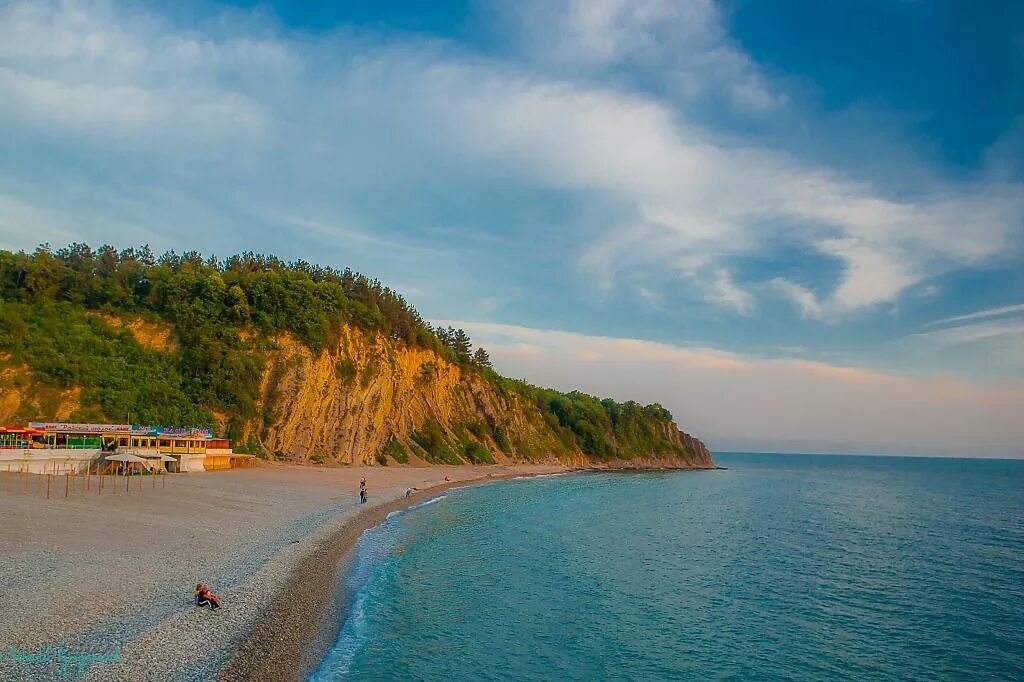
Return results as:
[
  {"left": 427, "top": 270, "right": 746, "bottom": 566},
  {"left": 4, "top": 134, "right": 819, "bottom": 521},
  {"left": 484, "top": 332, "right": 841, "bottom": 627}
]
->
[{"left": 0, "top": 459, "right": 170, "bottom": 499}]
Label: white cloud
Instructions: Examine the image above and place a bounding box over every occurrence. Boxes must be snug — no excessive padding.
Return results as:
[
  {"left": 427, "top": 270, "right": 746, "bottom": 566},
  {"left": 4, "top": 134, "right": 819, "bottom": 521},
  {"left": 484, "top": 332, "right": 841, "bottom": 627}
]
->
[
  {"left": 911, "top": 320, "right": 1024, "bottom": 347},
  {"left": 445, "top": 320, "right": 1024, "bottom": 457},
  {"left": 427, "top": 64, "right": 1022, "bottom": 318},
  {"left": 706, "top": 269, "right": 754, "bottom": 314},
  {"left": 926, "top": 303, "right": 1024, "bottom": 327},
  {"left": 907, "top": 305, "right": 1024, "bottom": 368},
  {"left": 0, "top": 0, "right": 1020, "bottom": 323},
  {"left": 897, "top": 319, "right": 1024, "bottom": 378},
  {"left": 506, "top": 0, "right": 786, "bottom": 112},
  {"left": 770, "top": 278, "right": 823, "bottom": 319}
]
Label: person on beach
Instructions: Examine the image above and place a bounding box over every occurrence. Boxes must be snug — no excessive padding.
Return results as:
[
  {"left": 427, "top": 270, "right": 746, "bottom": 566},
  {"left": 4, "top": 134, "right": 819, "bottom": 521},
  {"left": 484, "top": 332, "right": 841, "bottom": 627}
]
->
[
  {"left": 360, "top": 486, "right": 368, "bottom": 503},
  {"left": 405, "top": 487, "right": 413, "bottom": 498},
  {"left": 194, "top": 583, "right": 221, "bottom": 610}
]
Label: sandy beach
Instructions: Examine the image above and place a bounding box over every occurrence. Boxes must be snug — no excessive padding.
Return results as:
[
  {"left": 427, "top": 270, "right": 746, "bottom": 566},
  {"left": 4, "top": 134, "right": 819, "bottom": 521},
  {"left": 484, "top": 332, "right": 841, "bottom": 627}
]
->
[{"left": 0, "top": 462, "right": 567, "bottom": 681}]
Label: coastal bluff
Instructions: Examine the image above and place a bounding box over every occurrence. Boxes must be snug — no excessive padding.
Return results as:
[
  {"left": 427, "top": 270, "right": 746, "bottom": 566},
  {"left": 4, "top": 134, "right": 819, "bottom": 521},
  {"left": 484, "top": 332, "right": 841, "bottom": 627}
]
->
[
  {"left": 238, "top": 327, "right": 715, "bottom": 468},
  {"left": 0, "top": 245, "right": 714, "bottom": 469}
]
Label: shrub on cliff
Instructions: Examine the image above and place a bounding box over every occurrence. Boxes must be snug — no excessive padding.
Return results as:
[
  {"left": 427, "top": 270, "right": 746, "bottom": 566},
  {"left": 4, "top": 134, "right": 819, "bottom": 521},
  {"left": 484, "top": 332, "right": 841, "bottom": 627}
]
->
[
  {"left": 459, "top": 437, "right": 494, "bottom": 465},
  {"left": 411, "top": 422, "right": 463, "bottom": 465},
  {"left": 379, "top": 437, "right": 409, "bottom": 465}
]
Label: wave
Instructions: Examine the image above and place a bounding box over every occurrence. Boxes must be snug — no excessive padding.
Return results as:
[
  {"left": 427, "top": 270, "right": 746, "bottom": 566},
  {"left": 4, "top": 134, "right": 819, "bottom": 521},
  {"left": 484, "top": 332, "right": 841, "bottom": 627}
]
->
[
  {"left": 408, "top": 493, "right": 448, "bottom": 510},
  {"left": 310, "top": 492, "right": 453, "bottom": 680},
  {"left": 510, "top": 471, "right": 569, "bottom": 481}
]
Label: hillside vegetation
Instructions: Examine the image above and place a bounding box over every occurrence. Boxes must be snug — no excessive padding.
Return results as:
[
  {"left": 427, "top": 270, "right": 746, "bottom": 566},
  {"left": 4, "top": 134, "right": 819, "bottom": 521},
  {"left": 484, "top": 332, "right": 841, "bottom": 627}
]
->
[{"left": 0, "top": 244, "right": 712, "bottom": 468}]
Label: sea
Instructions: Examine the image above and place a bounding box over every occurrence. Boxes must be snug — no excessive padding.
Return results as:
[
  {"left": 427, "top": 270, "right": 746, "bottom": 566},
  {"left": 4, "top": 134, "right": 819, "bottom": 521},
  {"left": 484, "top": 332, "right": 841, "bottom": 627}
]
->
[{"left": 310, "top": 453, "right": 1024, "bottom": 680}]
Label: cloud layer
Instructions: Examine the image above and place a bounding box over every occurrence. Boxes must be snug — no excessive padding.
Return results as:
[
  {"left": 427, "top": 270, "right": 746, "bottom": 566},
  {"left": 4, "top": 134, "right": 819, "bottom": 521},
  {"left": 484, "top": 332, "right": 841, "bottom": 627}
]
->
[
  {"left": 443, "top": 320, "right": 1023, "bottom": 457},
  {"left": 0, "top": 1, "right": 1020, "bottom": 454},
  {"left": 1, "top": 0, "right": 1020, "bottom": 319}
]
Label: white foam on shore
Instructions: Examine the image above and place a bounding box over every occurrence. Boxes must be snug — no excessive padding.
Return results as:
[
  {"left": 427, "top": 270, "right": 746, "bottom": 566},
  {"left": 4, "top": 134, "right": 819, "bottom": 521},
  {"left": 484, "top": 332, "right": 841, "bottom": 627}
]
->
[
  {"left": 383, "top": 493, "right": 448, "bottom": 521},
  {"left": 409, "top": 493, "right": 448, "bottom": 510},
  {"left": 310, "top": 491, "right": 452, "bottom": 680},
  {"left": 310, "top": 520, "right": 402, "bottom": 680},
  {"left": 510, "top": 472, "right": 568, "bottom": 481}
]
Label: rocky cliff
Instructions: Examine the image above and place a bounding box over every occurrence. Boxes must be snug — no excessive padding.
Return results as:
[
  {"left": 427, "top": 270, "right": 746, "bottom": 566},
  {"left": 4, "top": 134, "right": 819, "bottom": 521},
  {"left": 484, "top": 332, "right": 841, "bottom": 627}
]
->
[
  {"left": 0, "top": 245, "right": 715, "bottom": 470},
  {"left": 239, "top": 326, "right": 714, "bottom": 468}
]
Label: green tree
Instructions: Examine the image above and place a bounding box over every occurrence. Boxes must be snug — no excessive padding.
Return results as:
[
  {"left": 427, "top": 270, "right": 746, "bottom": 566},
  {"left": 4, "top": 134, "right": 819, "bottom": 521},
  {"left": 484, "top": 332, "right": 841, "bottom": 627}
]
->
[{"left": 472, "top": 347, "right": 492, "bottom": 368}]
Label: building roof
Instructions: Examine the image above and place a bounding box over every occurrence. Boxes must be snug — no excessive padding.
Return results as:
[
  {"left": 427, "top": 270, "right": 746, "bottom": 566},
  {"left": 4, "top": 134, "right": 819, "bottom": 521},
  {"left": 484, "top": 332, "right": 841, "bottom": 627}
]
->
[{"left": 104, "top": 453, "right": 149, "bottom": 463}]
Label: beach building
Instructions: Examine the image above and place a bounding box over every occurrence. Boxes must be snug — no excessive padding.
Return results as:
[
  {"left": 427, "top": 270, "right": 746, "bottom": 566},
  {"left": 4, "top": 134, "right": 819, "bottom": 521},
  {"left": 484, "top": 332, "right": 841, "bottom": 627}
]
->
[
  {"left": 0, "top": 426, "right": 46, "bottom": 449},
  {"left": 0, "top": 423, "right": 105, "bottom": 475},
  {"left": 128, "top": 425, "right": 215, "bottom": 472},
  {"left": 0, "top": 422, "right": 251, "bottom": 474}
]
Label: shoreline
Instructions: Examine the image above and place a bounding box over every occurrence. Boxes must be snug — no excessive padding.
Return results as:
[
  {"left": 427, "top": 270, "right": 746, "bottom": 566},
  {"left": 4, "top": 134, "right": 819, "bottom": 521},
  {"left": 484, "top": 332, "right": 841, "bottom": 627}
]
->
[
  {"left": 220, "top": 464, "right": 719, "bottom": 681},
  {"left": 218, "top": 470, "right": 568, "bottom": 682},
  {"left": 0, "top": 461, "right": 715, "bottom": 680},
  {"left": 1, "top": 462, "right": 571, "bottom": 681}
]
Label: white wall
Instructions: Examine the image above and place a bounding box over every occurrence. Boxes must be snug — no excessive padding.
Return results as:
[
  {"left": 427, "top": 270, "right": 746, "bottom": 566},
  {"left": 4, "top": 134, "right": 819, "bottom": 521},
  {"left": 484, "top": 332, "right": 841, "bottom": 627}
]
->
[{"left": 0, "top": 449, "right": 102, "bottom": 475}]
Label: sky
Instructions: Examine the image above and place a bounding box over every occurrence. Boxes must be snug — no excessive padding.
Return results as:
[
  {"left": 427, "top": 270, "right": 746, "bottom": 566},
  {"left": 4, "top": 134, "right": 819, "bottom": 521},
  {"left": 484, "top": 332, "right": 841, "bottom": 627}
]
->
[{"left": 0, "top": 0, "right": 1022, "bottom": 457}]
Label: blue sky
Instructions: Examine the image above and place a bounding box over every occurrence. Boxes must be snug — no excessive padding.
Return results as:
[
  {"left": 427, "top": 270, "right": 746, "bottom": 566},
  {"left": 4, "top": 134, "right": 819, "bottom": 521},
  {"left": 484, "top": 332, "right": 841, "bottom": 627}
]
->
[{"left": 1, "top": 0, "right": 1021, "bottom": 455}]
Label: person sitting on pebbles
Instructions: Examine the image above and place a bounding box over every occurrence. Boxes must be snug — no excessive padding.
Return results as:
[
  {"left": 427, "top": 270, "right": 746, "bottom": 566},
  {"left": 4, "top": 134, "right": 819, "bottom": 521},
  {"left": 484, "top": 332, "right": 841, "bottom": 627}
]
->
[{"left": 194, "top": 583, "right": 222, "bottom": 610}]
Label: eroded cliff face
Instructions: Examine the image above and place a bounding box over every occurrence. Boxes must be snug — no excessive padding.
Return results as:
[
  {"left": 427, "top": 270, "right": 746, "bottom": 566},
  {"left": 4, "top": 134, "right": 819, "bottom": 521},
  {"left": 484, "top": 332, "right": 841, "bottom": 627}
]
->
[
  {"left": 239, "top": 328, "right": 570, "bottom": 465},
  {"left": 237, "top": 326, "right": 715, "bottom": 468},
  {"left": 0, "top": 316, "right": 714, "bottom": 469}
]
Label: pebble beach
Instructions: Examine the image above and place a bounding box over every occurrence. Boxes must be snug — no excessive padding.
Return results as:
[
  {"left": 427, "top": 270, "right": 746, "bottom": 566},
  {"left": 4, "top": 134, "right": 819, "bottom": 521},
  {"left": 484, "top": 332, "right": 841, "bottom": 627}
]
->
[{"left": 0, "top": 462, "right": 566, "bottom": 681}]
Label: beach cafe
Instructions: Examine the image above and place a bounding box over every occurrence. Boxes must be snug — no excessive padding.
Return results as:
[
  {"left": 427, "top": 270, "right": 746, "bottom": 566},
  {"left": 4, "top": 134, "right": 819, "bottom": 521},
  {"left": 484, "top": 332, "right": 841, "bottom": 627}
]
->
[{"left": 0, "top": 422, "right": 252, "bottom": 474}]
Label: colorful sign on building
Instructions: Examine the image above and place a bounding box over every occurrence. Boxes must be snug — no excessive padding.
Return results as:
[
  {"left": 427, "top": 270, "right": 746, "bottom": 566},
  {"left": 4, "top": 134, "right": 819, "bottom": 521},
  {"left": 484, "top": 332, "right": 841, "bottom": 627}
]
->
[
  {"left": 29, "top": 422, "right": 131, "bottom": 433},
  {"left": 28, "top": 422, "right": 214, "bottom": 438},
  {"left": 132, "top": 425, "right": 214, "bottom": 438}
]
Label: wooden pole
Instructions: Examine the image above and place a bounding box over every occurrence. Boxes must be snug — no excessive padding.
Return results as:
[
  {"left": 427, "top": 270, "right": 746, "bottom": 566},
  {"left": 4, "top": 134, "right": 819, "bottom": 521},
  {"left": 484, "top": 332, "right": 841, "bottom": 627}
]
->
[
  {"left": 64, "top": 472, "right": 69, "bottom": 498},
  {"left": 125, "top": 466, "right": 130, "bottom": 495},
  {"left": 46, "top": 473, "right": 51, "bottom": 499},
  {"left": 86, "top": 462, "right": 91, "bottom": 492},
  {"left": 99, "top": 462, "right": 104, "bottom": 494}
]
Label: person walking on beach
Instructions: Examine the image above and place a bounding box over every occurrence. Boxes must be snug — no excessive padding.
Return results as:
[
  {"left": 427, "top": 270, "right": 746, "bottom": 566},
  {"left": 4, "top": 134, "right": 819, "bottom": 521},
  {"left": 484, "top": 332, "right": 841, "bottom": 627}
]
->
[{"left": 359, "top": 477, "right": 368, "bottom": 503}]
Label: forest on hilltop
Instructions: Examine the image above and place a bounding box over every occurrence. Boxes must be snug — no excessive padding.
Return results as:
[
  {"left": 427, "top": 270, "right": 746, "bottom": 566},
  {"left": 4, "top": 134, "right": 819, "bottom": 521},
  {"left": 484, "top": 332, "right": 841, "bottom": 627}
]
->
[{"left": 0, "top": 244, "right": 698, "bottom": 464}]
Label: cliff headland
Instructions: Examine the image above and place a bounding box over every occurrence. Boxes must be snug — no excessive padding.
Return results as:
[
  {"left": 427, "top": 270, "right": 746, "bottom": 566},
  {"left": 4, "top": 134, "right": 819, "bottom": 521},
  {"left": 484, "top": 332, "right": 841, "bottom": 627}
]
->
[{"left": 0, "top": 244, "right": 713, "bottom": 469}]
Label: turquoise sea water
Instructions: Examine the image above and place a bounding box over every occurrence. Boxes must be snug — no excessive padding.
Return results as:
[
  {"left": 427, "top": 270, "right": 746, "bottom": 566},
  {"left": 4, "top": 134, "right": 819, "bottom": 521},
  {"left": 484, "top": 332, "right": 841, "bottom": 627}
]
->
[{"left": 311, "top": 454, "right": 1024, "bottom": 680}]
